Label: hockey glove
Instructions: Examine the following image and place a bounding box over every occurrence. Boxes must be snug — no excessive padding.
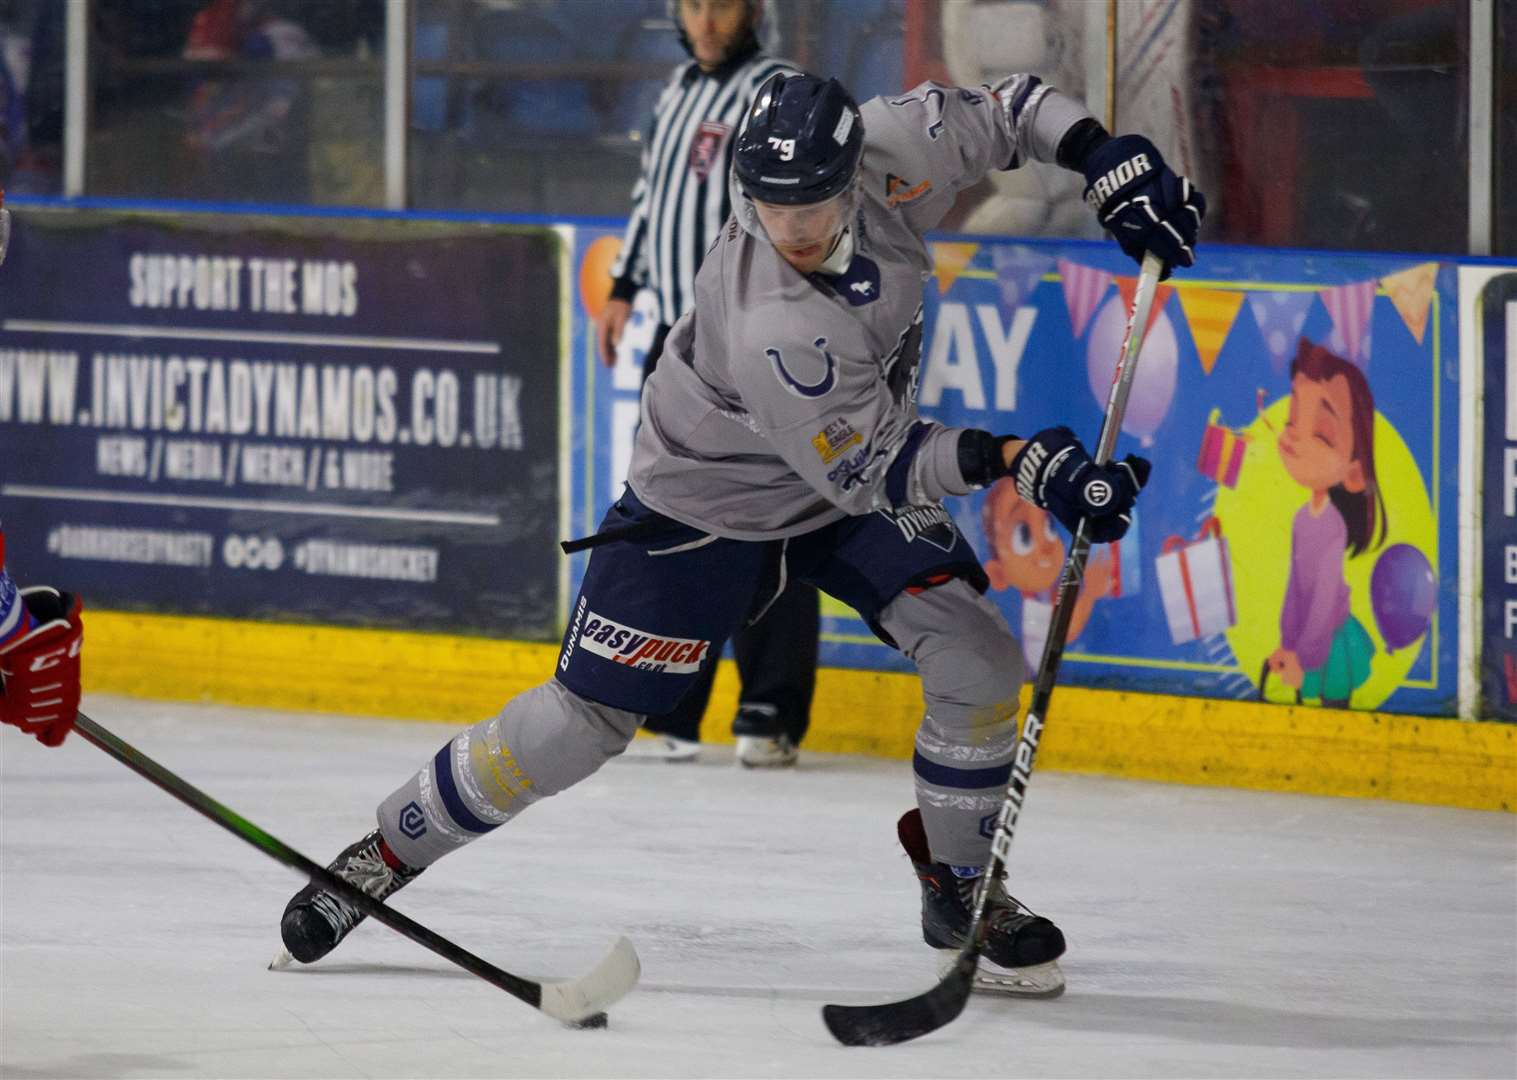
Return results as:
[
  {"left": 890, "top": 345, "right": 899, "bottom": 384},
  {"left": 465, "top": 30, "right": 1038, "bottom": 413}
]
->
[
  {"left": 1010, "top": 426, "right": 1149, "bottom": 543},
  {"left": 1082, "top": 134, "right": 1205, "bottom": 280},
  {"left": 0, "top": 587, "right": 84, "bottom": 747}
]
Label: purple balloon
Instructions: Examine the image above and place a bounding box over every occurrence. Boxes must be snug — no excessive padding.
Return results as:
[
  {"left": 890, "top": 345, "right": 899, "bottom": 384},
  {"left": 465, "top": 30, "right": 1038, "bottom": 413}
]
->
[
  {"left": 1370, "top": 544, "right": 1437, "bottom": 652},
  {"left": 1086, "top": 295, "right": 1178, "bottom": 447}
]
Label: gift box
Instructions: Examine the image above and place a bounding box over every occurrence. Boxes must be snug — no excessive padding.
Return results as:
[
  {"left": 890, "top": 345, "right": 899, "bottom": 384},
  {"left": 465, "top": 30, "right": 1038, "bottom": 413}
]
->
[
  {"left": 1155, "top": 517, "right": 1236, "bottom": 644},
  {"left": 1196, "top": 408, "right": 1248, "bottom": 488},
  {"left": 1107, "top": 506, "right": 1141, "bottom": 598}
]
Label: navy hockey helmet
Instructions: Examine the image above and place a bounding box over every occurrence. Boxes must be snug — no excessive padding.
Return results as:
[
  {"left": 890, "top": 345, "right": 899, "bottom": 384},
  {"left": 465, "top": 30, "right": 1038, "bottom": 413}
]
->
[{"left": 734, "top": 72, "right": 864, "bottom": 206}]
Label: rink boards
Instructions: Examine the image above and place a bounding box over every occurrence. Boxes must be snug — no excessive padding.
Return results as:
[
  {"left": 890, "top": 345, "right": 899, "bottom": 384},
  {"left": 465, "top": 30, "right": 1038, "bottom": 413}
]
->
[
  {"left": 0, "top": 202, "right": 1513, "bottom": 812},
  {"left": 81, "top": 607, "right": 1513, "bottom": 812}
]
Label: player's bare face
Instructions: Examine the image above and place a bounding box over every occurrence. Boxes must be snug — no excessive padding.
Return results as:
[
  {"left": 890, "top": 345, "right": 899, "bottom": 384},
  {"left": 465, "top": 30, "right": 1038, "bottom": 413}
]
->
[
  {"left": 752, "top": 192, "right": 849, "bottom": 274},
  {"left": 679, "top": 0, "right": 751, "bottom": 71}
]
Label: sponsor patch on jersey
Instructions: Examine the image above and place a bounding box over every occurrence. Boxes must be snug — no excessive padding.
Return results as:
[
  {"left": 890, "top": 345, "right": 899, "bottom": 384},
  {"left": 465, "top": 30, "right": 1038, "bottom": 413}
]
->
[
  {"left": 879, "top": 503, "right": 959, "bottom": 552},
  {"left": 826, "top": 442, "right": 886, "bottom": 492},
  {"left": 811, "top": 418, "right": 864, "bottom": 463},
  {"left": 885, "top": 173, "right": 931, "bottom": 208},
  {"left": 689, "top": 120, "right": 732, "bottom": 181},
  {"left": 573, "top": 609, "right": 711, "bottom": 674}
]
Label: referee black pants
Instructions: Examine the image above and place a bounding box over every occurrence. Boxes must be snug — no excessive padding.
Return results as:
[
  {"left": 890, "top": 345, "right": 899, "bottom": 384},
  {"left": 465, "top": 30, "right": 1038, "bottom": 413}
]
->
[{"left": 639, "top": 323, "right": 820, "bottom": 745}]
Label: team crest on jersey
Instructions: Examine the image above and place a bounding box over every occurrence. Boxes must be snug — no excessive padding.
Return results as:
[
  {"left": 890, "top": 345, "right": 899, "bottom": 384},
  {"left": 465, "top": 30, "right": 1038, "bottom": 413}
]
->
[
  {"left": 880, "top": 504, "right": 959, "bottom": 552},
  {"left": 689, "top": 121, "right": 732, "bottom": 180},
  {"left": 573, "top": 608, "right": 711, "bottom": 674},
  {"left": 811, "top": 418, "right": 863, "bottom": 463},
  {"left": 767, "top": 337, "right": 838, "bottom": 398},
  {"left": 885, "top": 173, "right": 931, "bottom": 208}
]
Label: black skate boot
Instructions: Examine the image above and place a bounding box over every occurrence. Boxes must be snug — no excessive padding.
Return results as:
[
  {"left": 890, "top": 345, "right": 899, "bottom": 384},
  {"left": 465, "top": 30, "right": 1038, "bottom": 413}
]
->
[
  {"left": 732, "top": 703, "right": 798, "bottom": 768},
  {"left": 277, "top": 830, "right": 423, "bottom": 965},
  {"left": 898, "top": 808, "right": 1066, "bottom": 997}
]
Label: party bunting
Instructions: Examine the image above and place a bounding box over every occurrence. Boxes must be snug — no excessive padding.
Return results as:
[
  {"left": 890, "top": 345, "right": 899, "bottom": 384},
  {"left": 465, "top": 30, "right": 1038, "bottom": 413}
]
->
[
  {"left": 1175, "top": 287, "right": 1246, "bottom": 375},
  {"left": 1248, "top": 291, "right": 1314, "bottom": 375},
  {"left": 930, "top": 241, "right": 979, "bottom": 294},
  {"left": 1379, "top": 262, "right": 1438, "bottom": 344},
  {"left": 991, "top": 245, "right": 1053, "bottom": 317},
  {"left": 1321, "top": 279, "right": 1377, "bottom": 368},
  {"left": 1057, "top": 258, "right": 1114, "bottom": 338},
  {"left": 1115, "top": 276, "right": 1176, "bottom": 345}
]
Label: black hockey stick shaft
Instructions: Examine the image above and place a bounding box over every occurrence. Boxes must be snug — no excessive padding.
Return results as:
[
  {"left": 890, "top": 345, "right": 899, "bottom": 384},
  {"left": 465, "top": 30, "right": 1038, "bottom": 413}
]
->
[
  {"left": 823, "top": 251, "right": 1164, "bottom": 1047},
  {"left": 72, "top": 711, "right": 549, "bottom": 1012},
  {"left": 968, "top": 252, "right": 1162, "bottom": 943}
]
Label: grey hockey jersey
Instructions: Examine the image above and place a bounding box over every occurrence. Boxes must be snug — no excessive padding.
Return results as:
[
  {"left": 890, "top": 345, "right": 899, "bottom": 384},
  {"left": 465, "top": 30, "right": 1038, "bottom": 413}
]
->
[{"left": 627, "top": 76, "right": 1093, "bottom": 540}]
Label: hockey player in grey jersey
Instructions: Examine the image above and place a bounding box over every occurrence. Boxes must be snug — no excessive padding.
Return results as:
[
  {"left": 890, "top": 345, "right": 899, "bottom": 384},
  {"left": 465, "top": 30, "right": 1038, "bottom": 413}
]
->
[{"left": 280, "top": 72, "right": 1203, "bottom": 996}]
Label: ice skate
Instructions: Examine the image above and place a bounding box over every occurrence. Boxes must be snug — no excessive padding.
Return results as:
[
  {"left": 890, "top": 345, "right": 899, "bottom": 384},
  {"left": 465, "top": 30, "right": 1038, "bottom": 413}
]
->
[
  {"left": 732, "top": 703, "right": 798, "bottom": 768},
  {"left": 898, "top": 809, "right": 1066, "bottom": 997},
  {"left": 275, "top": 829, "right": 424, "bottom": 966},
  {"left": 621, "top": 730, "right": 701, "bottom": 762}
]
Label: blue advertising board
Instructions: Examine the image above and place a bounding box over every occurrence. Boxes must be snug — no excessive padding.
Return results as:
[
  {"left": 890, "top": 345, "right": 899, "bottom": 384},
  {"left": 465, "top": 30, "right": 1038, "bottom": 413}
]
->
[
  {"left": 570, "top": 229, "right": 1460, "bottom": 716},
  {"left": 1478, "top": 270, "right": 1517, "bottom": 721},
  {"left": 0, "top": 208, "right": 563, "bottom": 639}
]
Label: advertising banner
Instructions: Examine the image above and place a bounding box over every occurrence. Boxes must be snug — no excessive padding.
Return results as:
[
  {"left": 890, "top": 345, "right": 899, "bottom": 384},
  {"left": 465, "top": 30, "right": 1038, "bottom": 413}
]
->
[
  {"left": 571, "top": 230, "right": 1460, "bottom": 716},
  {"left": 1474, "top": 268, "right": 1517, "bottom": 721},
  {"left": 0, "top": 209, "right": 563, "bottom": 639}
]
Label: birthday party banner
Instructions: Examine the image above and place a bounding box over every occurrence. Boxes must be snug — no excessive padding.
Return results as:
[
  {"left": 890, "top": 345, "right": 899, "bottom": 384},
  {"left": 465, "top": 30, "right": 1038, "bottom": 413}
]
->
[{"left": 570, "top": 231, "right": 1458, "bottom": 717}]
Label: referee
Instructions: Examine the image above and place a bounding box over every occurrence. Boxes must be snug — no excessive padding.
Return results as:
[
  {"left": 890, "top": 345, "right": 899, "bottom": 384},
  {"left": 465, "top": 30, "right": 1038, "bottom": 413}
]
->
[{"left": 595, "top": 0, "right": 818, "bottom": 767}]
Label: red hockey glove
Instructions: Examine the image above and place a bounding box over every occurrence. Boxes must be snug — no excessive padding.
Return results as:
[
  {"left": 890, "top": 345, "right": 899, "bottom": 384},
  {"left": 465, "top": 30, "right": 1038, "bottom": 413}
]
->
[{"left": 0, "top": 587, "right": 84, "bottom": 747}]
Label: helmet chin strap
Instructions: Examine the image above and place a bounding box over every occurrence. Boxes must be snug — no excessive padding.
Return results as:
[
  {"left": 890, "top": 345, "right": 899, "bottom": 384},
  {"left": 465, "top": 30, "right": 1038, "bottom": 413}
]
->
[
  {"left": 814, "top": 225, "right": 854, "bottom": 276},
  {"left": 813, "top": 181, "right": 862, "bottom": 275}
]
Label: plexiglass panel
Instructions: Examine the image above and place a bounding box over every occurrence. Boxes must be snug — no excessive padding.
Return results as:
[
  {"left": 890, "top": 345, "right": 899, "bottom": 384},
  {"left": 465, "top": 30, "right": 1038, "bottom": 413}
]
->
[
  {"left": 1, "top": 0, "right": 63, "bottom": 195},
  {"left": 1185, "top": 0, "right": 1469, "bottom": 253},
  {"left": 1498, "top": 0, "right": 1515, "bottom": 254},
  {"left": 86, "top": 0, "right": 385, "bottom": 206},
  {"left": 408, "top": 0, "right": 1101, "bottom": 229},
  {"left": 15, "top": 0, "right": 1497, "bottom": 255}
]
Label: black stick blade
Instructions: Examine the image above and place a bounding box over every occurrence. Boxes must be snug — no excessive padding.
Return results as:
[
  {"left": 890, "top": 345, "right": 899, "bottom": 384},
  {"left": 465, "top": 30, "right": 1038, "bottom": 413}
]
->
[{"left": 821, "top": 948, "right": 978, "bottom": 1047}]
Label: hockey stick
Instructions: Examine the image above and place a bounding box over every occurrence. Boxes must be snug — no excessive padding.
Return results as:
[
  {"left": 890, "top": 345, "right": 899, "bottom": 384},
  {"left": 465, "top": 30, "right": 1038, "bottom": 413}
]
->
[
  {"left": 70, "top": 711, "right": 640, "bottom": 1025},
  {"left": 823, "top": 250, "right": 1165, "bottom": 1047}
]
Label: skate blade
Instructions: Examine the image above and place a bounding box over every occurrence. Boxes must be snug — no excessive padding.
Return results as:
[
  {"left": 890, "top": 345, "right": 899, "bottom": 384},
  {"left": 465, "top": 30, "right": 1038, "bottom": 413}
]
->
[
  {"left": 937, "top": 954, "right": 1065, "bottom": 998},
  {"left": 620, "top": 733, "right": 700, "bottom": 762},
  {"left": 268, "top": 947, "right": 296, "bottom": 971}
]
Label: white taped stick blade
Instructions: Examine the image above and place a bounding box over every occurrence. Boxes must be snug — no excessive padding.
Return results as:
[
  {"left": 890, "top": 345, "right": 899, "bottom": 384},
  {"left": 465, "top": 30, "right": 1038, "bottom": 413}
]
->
[
  {"left": 268, "top": 947, "right": 295, "bottom": 971},
  {"left": 538, "top": 936, "right": 641, "bottom": 1024}
]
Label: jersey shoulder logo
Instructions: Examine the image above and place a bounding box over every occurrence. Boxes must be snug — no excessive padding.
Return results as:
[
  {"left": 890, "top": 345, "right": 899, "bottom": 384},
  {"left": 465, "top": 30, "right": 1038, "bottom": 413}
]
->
[
  {"left": 766, "top": 337, "right": 838, "bottom": 398},
  {"left": 690, "top": 121, "right": 733, "bottom": 181},
  {"left": 828, "top": 254, "right": 882, "bottom": 308},
  {"left": 885, "top": 173, "right": 932, "bottom": 208}
]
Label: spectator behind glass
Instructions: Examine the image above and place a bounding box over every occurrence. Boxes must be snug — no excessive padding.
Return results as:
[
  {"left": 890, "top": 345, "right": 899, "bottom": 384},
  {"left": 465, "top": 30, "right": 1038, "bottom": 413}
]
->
[{"left": 182, "top": 0, "right": 318, "bottom": 200}]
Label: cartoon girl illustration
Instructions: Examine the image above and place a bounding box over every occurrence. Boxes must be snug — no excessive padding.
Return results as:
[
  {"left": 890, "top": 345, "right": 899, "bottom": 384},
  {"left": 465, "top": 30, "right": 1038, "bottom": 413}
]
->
[
  {"left": 1267, "top": 339, "right": 1387, "bottom": 706},
  {"left": 981, "top": 477, "right": 1114, "bottom": 671}
]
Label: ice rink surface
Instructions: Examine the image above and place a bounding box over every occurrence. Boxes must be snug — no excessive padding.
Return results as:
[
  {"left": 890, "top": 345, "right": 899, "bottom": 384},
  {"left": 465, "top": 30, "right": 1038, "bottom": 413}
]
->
[{"left": 2, "top": 695, "right": 1514, "bottom": 1079}]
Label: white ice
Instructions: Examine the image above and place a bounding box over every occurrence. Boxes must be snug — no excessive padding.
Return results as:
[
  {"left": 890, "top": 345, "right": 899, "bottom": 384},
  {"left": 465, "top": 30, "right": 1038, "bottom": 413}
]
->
[{"left": 2, "top": 694, "right": 1514, "bottom": 1079}]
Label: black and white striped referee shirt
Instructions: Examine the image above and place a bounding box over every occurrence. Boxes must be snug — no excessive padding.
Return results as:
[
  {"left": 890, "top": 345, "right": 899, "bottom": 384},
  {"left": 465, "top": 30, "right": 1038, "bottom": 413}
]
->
[{"left": 610, "top": 45, "right": 794, "bottom": 328}]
